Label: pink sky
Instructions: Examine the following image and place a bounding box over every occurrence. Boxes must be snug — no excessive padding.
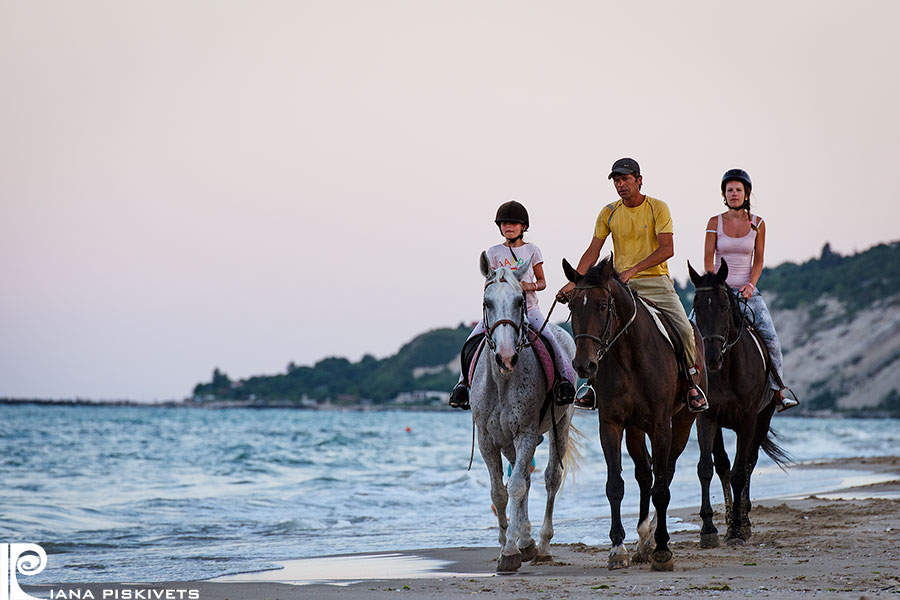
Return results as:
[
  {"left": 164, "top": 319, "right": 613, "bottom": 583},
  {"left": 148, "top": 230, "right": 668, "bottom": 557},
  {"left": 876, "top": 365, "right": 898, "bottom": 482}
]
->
[{"left": 2, "top": 1, "right": 898, "bottom": 400}]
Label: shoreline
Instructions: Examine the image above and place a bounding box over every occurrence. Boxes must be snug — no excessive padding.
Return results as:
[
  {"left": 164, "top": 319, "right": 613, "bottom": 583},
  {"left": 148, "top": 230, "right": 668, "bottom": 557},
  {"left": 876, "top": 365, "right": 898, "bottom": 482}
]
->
[{"left": 28, "top": 456, "right": 900, "bottom": 599}]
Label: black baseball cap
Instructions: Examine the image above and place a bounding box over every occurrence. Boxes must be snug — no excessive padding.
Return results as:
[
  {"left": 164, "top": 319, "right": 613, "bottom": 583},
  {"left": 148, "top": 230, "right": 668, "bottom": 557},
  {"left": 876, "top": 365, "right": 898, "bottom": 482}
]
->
[{"left": 608, "top": 157, "right": 641, "bottom": 179}]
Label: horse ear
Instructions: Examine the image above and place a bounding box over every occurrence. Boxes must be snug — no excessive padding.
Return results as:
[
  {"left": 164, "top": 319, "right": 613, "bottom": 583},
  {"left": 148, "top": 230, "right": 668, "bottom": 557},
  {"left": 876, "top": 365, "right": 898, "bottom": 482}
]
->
[
  {"left": 562, "top": 258, "right": 582, "bottom": 284},
  {"left": 600, "top": 255, "right": 615, "bottom": 279},
  {"left": 688, "top": 261, "right": 703, "bottom": 287},
  {"left": 513, "top": 257, "right": 532, "bottom": 281},
  {"left": 716, "top": 258, "right": 729, "bottom": 284},
  {"left": 480, "top": 251, "right": 491, "bottom": 278}
]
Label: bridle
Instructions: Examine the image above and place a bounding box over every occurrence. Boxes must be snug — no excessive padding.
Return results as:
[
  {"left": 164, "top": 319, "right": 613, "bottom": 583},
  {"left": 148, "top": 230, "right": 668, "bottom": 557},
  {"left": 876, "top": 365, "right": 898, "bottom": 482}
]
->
[
  {"left": 572, "top": 281, "right": 638, "bottom": 361},
  {"left": 693, "top": 285, "right": 746, "bottom": 360},
  {"left": 483, "top": 276, "right": 529, "bottom": 353}
]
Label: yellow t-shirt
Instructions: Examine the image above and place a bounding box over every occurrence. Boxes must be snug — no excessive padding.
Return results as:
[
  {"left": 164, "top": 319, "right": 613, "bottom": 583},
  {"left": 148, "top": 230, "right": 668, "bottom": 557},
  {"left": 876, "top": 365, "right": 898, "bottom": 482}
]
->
[{"left": 593, "top": 195, "right": 673, "bottom": 279}]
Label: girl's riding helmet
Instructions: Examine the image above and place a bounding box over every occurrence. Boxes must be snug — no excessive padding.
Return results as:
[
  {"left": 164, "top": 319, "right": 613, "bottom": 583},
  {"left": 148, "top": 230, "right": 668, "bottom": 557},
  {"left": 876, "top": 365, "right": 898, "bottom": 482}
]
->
[
  {"left": 721, "top": 169, "right": 752, "bottom": 195},
  {"left": 495, "top": 200, "right": 529, "bottom": 229}
]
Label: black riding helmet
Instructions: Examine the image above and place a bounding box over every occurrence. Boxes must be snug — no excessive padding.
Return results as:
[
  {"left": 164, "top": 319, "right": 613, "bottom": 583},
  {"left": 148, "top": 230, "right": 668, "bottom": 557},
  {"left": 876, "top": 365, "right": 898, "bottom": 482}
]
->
[
  {"left": 721, "top": 169, "right": 752, "bottom": 195},
  {"left": 494, "top": 200, "right": 529, "bottom": 229}
]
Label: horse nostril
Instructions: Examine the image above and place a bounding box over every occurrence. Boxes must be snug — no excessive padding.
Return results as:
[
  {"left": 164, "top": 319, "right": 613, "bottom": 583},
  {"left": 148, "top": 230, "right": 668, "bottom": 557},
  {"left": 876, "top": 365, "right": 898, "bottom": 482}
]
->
[
  {"left": 495, "top": 353, "right": 504, "bottom": 368},
  {"left": 510, "top": 354, "right": 518, "bottom": 367}
]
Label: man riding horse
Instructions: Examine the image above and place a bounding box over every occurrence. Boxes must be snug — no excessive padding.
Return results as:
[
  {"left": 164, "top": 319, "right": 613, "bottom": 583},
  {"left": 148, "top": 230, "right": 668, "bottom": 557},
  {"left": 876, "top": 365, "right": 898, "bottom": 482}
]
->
[{"left": 557, "top": 157, "right": 707, "bottom": 412}]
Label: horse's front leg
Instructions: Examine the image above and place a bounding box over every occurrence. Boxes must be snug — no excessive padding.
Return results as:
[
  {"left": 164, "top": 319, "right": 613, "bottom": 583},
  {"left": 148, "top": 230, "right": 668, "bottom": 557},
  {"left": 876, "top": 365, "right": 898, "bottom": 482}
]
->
[
  {"left": 624, "top": 426, "right": 652, "bottom": 563},
  {"left": 712, "top": 426, "right": 734, "bottom": 531},
  {"left": 480, "top": 440, "right": 509, "bottom": 551},
  {"left": 599, "top": 421, "right": 628, "bottom": 570},
  {"left": 536, "top": 411, "right": 572, "bottom": 561},
  {"left": 726, "top": 425, "right": 754, "bottom": 545},
  {"left": 499, "top": 433, "right": 540, "bottom": 572},
  {"left": 696, "top": 415, "right": 720, "bottom": 548},
  {"left": 648, "top": 422, "right": 674, "bottom": 571}
]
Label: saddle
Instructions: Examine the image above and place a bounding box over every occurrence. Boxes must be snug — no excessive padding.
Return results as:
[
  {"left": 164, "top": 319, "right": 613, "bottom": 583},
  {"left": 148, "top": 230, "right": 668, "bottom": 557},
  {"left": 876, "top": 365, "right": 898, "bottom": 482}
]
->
[
  {"left": 636, "top": 295, "right": 690, "bottom": 381},
  {"left": 459, "top": 329, "right": 557, "bottom": 391}
]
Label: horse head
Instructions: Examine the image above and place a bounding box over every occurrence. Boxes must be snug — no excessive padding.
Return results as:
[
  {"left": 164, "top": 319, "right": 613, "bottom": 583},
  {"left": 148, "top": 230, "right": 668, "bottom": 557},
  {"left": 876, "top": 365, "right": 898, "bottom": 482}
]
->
[
  {"left": 480, "top": 250, "right": 530, "bottom": 372},
  {"left": 563, "top": 255, "right": 622, "bottom": 379},
  {"left": 689, "top": 259, "right": 738, "bottom": 371}
]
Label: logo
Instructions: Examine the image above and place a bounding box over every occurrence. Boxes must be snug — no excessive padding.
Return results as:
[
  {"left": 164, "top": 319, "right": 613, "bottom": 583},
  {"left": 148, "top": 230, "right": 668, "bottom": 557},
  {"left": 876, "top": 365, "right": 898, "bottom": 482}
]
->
[{"left": 2, "top": 544, "right": 47, "bottom": 600}]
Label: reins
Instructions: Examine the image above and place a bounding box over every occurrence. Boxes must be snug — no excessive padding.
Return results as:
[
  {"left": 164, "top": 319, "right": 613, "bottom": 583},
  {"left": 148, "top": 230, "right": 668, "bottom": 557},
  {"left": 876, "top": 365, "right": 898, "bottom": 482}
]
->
[
  {"left": 572, "top": 281, "right": 639, "bottom": 361},
  {"left": 694, "top": 286, "right": 750, "bottom": 359}
]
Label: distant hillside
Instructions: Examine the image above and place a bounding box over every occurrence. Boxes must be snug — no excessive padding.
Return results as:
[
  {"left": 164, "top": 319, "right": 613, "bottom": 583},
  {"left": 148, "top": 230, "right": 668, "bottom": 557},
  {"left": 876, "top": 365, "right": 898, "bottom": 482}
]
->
[{"left": 195, "top": 241, "right": 900, "bottom": 411}]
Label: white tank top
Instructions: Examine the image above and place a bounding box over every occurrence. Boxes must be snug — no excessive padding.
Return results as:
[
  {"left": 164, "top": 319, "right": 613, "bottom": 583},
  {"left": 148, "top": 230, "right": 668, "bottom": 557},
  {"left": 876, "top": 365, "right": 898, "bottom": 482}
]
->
[{"left": 713, "top": 214, "right": 761, "bottom": 288}]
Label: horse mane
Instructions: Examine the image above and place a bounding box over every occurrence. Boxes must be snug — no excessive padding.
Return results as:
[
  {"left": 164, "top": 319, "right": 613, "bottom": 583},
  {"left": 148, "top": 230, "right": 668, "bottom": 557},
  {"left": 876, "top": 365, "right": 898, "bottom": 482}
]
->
[
  {"left": 582, "top": 257, "right": 622, "bottom": 287},
  {"left": 487, "top": 266, "right": 523, "bottom": 290}
]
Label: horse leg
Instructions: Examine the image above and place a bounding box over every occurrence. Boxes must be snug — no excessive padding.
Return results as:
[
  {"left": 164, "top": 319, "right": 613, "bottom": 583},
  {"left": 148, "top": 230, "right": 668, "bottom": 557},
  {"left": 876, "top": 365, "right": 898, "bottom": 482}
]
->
[
  {"left": 740, "top": 407, "right": 773, "bottom": 541},
  {"left": 624, "top": 427, "right": 653, "bottom": 563},
  {"left": 480, "top": 442, "right": 510, "bottom": 553},
  {"left": 536, "top": 413, "right": 571, "bottom": 561},
  {"left": 599, "top": 421, "right": 629, "bottom": 570},
  {"left": 712, "top": 427, "right": 733, "bottom": 532},
  {"left": 649, "top": 423, "right": 675, "bottom": 571},
  {"left": 726, "top": 426, "right": 753, "bottom": 545},
  {"left": 499, "top": 434, "right": 539, "bottom": 572},
  {"left": 696, "top": 415, "right": 720, "bottom": 548}
]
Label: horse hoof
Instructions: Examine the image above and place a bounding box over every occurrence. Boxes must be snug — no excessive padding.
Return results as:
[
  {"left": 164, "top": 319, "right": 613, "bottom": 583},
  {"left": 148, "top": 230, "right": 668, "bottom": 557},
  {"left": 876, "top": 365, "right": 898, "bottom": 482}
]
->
[
  {"left": 725, "top": 535, "right": 745, "bottom": 546},
  {"left": 497, "top": 553, "right": 522, "bottom": 573},
  {"left": 608, "top": 551, "right": 630, "bottom": 570},
  {"left": 700, "top": 533, "right": 720, "bottom": 549},
  {"left": 532, "top": 554, "right": 553, "bottom": 564},
  {"left": 740, "top": 527, "right": 752, "bottom": 541},
  {"left": 630, "top": 551, "right": 647, "bottom": 564},
  {"left": 651, "top": 550, "right": 674, "bottom": 571},
  {"left": 518, "top": 541, "right": 538, "bottom": 563}
]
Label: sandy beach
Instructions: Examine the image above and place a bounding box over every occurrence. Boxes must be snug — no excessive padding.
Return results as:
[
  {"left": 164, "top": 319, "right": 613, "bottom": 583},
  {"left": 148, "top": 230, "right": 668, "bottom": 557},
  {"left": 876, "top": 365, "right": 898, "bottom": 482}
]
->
[{"left": 30, "top": 456, "right": 900, "bottom": 600}]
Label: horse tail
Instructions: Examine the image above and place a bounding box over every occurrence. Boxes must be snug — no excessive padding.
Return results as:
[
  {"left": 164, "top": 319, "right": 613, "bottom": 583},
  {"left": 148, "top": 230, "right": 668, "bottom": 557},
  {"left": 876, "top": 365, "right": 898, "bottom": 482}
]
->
[
  {"left": 760, "top": 426, "right": 792, "bottom": 471},
  {"left": 559, "top": 420, "right": 588, "bottom": 493}
]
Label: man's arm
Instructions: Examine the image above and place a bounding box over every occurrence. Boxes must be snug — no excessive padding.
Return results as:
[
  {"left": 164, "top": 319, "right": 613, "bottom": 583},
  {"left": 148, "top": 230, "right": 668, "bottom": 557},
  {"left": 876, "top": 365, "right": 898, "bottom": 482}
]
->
[
  {"left": 619, "top": 232, "right": 674, "bottom": 283},
  {"left": 557, "top": 236, "right": 606, "bottom": 300}
]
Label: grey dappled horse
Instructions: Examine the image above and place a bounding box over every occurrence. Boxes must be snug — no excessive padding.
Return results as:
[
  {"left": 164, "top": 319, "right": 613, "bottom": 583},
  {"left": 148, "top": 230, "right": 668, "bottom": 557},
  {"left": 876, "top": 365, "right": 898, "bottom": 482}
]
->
[{"left": 470, "top": 251, "right": 578, "bottom": 573}]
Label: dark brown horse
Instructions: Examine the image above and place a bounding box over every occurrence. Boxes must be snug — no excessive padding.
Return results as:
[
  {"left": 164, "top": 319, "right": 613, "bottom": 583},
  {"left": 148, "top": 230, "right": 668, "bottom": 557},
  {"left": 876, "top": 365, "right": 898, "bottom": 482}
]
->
[
  {"left": 563, "top": 257, "right": 700, "bottom": 571},
  {"left": 689, "top": 260, "right": 790, "bottom": 547}
]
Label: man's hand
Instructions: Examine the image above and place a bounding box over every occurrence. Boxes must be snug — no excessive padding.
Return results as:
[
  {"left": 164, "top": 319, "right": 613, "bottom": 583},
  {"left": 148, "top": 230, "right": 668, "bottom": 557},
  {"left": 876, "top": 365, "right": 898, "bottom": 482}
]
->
[
  {"left": 619, "top": 267, "right": 639, "bottom": 284},
  {"left": 556, "top": 281, "right": 576, "bottom": 304}
]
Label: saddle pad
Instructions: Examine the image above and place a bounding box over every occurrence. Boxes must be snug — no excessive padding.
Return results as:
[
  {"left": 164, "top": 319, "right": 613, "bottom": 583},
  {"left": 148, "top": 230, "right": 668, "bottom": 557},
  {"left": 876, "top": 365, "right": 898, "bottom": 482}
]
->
[
  {"left": 746, "top": 325, "right": 767, "bottom": 368},
  {"left": 638, "top": 297, "right": 675, "bottom": 350},
  {"left": 465, "top": 331, "right": 555, "bottom": 390}
]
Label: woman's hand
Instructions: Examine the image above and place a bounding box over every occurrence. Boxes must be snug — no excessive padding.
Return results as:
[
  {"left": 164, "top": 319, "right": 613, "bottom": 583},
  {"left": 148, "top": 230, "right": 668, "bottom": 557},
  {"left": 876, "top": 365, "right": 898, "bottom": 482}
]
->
[{"left": 739, "top": 282, "right": 755, "bottom": 299}]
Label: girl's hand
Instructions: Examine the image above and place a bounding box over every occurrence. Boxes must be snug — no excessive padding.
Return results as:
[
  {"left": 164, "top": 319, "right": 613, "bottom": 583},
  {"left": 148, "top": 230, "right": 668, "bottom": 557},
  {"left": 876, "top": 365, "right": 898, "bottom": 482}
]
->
[{"left": 739, "top": 282, "right": 755, "bottom": 299}]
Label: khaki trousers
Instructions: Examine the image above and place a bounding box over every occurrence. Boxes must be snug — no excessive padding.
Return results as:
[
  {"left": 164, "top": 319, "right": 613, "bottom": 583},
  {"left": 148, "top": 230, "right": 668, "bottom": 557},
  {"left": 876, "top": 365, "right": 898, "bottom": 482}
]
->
[{"left": 627, "top": 275, "right": 699, "bottom": 368}]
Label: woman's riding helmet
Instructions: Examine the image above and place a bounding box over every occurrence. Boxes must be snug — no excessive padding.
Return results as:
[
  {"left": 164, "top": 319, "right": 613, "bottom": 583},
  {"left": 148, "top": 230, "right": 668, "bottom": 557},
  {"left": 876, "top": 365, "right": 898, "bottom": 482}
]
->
[
  {"left": 721, "top": 169, "right": 752, "bottom": 195},
  {"left": 495, "top": 200, "right": 529, "bottom": 229}
]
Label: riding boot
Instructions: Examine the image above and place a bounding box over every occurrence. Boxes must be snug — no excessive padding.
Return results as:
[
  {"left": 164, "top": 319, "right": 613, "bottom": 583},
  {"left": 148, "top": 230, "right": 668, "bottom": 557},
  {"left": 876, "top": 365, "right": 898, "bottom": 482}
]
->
[
  {"left": 554, "top": 376, "right": 575, "bottom": 406},
  {"left": 448, "top": 383, "right": 470, "bottom": 410}
]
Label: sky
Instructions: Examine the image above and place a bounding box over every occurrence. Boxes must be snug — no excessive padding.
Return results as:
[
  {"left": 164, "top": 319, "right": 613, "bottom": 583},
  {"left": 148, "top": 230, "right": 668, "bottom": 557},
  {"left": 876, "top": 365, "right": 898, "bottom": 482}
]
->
[{"left": 1, "top": 1, "right": 898, "bottom": 401}]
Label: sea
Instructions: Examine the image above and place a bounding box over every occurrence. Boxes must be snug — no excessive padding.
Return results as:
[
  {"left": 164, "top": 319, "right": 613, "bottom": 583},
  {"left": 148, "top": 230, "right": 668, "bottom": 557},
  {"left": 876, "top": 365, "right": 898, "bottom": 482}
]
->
[{"left": 0, "top": 404, "right": 897, "bottom": 584}]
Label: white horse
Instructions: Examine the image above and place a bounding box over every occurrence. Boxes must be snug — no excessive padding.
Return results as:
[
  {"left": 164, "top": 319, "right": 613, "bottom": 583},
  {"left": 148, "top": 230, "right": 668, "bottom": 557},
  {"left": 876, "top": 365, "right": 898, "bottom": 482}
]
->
[{"left": 470, "top": 251, "right": 579, "bottom": 572}]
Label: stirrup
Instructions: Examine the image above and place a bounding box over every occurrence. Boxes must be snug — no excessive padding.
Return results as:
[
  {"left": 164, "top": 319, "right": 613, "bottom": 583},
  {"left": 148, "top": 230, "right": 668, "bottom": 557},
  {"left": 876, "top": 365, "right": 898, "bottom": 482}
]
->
[
  {"left": 687, "top": 385, "right": 709, "bottom": 413},
  {"left": 448, "top": 384, "right": 470, "bottom": 410},
  {"left": 776, "top": 387, "right": 799, "bottom": 413},
  {"left": 573, "top": 383, "right": 596, "bottom": 410}
]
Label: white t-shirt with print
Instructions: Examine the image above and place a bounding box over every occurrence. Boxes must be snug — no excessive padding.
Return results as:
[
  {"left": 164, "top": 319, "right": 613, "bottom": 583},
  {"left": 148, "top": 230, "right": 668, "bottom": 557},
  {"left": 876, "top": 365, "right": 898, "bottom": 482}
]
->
[{"left": 485, "top": 242, "right": 544, "bottom": 311}]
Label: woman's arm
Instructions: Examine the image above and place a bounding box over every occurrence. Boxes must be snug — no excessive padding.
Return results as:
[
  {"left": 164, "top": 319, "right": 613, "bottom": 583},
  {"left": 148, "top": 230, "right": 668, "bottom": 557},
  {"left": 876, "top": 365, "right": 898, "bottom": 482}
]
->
[
  {"left": 526, "top": 262, "right": 547, "bottom": 292},
  {"left": 703, "top": 216, "right": 717, "bottom": 272},
  {"left": 741, "top": 219, "right": 766, "bottom": 299}
]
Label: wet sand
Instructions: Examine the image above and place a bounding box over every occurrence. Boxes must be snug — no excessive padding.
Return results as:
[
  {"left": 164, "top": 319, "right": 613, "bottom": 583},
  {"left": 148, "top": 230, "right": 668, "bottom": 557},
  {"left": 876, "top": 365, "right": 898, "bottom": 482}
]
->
[{"left": 31, "top": 456, "right": 900, "bottom": 599}]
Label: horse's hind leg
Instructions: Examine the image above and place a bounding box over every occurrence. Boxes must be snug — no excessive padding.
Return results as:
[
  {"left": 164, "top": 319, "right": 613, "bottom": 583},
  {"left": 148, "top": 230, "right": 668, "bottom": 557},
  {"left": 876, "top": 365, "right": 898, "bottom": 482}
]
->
[
  {"left": 624, "top": 427, "right": 653, "bottom": 563},
  {"left": 696, "top": 415, "right": 720, "bottom": 549},
  {"left": 536, "top": 413, "right": 571, "bottom": 561},
  {"left": 712, "top": 427, "right": 733, "bottom": 531}
]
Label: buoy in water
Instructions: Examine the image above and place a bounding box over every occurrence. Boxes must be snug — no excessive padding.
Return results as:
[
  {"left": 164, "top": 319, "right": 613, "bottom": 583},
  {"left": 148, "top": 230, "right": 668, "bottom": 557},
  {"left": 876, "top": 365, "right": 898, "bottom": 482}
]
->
[{"left": 405, "top": 426, "right": 411, "bottom": 433}]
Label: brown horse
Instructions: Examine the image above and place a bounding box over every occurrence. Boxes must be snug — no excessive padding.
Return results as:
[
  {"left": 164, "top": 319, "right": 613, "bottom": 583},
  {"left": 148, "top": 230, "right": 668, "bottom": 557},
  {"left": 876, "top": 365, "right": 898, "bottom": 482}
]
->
[
  {"left": 563, "top": 257, "right": 701, "bottom": 571},
  {"left": 689, "top": 260, "right": 790, "bottom": 546}
]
